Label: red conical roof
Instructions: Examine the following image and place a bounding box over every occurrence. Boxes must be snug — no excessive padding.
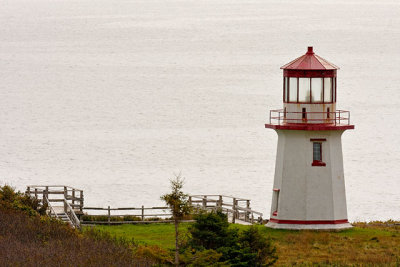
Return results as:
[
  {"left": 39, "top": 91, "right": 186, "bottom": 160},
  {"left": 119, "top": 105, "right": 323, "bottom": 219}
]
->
[{"left": 281, "top": 47, "right": 339, "bottom": 70}]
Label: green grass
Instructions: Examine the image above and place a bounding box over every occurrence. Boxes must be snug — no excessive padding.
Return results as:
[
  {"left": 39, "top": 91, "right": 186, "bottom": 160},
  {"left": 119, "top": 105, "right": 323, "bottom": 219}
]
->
[
  {"left": 91, "top": 221, "right": 400, "bottom": 265},
  {"left": 91, "top": 223, "right": 191, "bottom": 249}
]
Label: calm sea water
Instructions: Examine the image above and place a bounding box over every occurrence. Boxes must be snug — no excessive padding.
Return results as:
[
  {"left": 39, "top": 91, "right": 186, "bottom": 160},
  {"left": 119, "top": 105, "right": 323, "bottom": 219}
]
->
[{"left": 1, "top": 0, "right": 399, "bottom": 221}]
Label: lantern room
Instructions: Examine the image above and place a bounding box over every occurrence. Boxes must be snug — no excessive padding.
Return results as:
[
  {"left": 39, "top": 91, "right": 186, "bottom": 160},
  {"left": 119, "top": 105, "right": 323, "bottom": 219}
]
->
[
  {"left": 282, "top": 46, "right": 337, "bottom": 105},
  {"left": 266, "top": 47, "right": 353, "bottom": 130}
]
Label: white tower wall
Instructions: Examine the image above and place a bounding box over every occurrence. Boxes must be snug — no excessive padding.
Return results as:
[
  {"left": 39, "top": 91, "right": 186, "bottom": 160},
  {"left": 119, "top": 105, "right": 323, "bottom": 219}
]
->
[{"left": 266, "top": 129, "right": 352, "bottom": 230}]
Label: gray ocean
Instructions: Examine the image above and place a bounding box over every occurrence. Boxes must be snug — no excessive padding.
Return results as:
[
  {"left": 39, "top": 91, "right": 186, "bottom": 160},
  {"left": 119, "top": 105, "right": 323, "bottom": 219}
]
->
[{"left": 1, "top": 0, "right": 399, "bottom": 221}]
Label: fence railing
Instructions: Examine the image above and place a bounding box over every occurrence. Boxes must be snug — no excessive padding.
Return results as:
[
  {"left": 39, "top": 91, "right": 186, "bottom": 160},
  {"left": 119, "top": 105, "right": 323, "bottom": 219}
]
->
[
  {"left": 26, "top": 185, "right": 84, "bottom": 213},
  {"left": 82, "top": 195, "right": 263, "bottom": 225},
  {"left": 268, "top": 109, "right": 351, "bottom": 125},
  {"left": 81, "top": 206, "right": 175, "bottom": 224},
  {"left": 64, "top": 199, "right": 81, "bottom": 228},
  {"left": 189, "top": 195, "right": 263, "bottom": 224},
  {"left": 44, "top": 196, "right": 59, "bottom": 220},
  {"left": 26, "top": 186, "right": 263, "bottom": 225}
]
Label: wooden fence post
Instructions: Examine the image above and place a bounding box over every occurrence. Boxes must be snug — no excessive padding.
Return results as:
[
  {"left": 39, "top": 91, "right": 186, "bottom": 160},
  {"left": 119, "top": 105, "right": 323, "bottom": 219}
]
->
[
  {"left": 63, "top": 186, "right": 68, "bottom": 213},
  {"left": 80, "top": 190, "right": 84, "bottom": 212},
  {"left": 107, "top": 206, "right": 111, "bottom": 225},
  {"left": 202, "top": 195, "right": 207, "bottom": 209},
  {"left": 218, "top": 195, "right": 223, "bottom": 209},
  {"left": 141, "top": 205, "right": 144, "bottom": 221},
  {"left": 188, "top": 196, "right": 192, "bottom": 207},
  {"left": 27, "top": 186, "right": 30, "bottom": 195},
  {"left": 63, "top": 186, "right": 67, "bottom": 200},
  {"left": 232, "top": 198, "right": 236, "bottom": 223},
  {"left": 246, "top": 200, "right": 250, "bottom": 222},
  {"left": 45, "top": 186, "right": 49, "bottom": 201},
  {"left": 72, "top": 189, "right": 75, "bottom": 207},
  {"left": 235, "top": 199, "right": 239, "bottom": 221},
  {"left": 34, "top": 188, "right": 38, "bottom": 199}
]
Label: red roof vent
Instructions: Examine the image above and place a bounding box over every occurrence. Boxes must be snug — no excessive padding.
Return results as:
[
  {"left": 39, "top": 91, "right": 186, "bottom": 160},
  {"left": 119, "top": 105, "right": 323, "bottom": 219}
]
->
[{"left": 281, "top": 47, "right": 339, "bottom": 70}]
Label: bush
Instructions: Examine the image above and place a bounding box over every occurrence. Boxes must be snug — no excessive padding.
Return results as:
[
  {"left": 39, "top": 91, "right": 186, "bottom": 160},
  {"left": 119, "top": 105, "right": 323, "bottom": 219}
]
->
[
  {"left": 0, "top": 185, "right": 47, "bottom": 216},
  {"left": 134, "top": 244, "right": 174, "bottom": 265},
  {"left": 184, "top": 210, "right": 277, "bottom": 266},
  {"left": 145, "top": 216, "right": 163, "bottom": 221},
  {"left": 234, "top": 226, "right": 277, "bottom": 266},
  {"left": 189, "top": 210, "right": 238, "bottom": 250},
  {"left": 124, "top": 215, "right": 142, "bottom": 221},
  {"left": 81, "top": 215, "right": 143, "bottom": 222},
  {"left": 181, "top": 249, "right": 226, "bottom": 267}
]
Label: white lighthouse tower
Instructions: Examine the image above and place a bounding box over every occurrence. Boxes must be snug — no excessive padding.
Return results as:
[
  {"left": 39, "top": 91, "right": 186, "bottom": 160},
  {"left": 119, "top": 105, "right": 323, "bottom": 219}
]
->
[{"left": 265, "top": 47, "right": 354, "bottom": 230}]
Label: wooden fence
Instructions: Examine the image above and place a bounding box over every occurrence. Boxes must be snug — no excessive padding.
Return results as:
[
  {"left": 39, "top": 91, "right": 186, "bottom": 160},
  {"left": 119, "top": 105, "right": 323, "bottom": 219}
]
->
[
  {"left": 82, "top": 206, "right": 176, "bottom": 225},
  {"left": 82, "top": 195, "right": 263, "bottom": 225},
  {"left": 25, "top": 185, "right": 263, "bottom": 225},
  {"left": 189, "top": 195, "right": 263, "bottom": 224}
]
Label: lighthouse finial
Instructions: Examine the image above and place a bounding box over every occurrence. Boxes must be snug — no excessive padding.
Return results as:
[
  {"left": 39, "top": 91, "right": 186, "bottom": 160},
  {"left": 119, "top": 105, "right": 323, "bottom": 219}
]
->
[{"left": 307, "top": 46, "right": 314, "bottom": 55}]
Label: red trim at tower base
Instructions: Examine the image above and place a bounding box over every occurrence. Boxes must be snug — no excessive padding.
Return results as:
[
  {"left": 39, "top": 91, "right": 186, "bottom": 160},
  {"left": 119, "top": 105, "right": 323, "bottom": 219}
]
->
[
  {"left": 269, "top": 218, "right": 349, "bottom": 225},
  {"left": 265, "top": 123, "right": 354, "bottom": 131}
]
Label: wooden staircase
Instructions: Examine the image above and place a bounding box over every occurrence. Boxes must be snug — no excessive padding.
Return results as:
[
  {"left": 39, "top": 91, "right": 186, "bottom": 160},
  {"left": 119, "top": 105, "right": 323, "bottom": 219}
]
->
[
  {"left": 57, "top": 212, "right": 73, "bottom": 226},
  {"left": 26, "top": 185, "right": 83, "bottom": 229}
]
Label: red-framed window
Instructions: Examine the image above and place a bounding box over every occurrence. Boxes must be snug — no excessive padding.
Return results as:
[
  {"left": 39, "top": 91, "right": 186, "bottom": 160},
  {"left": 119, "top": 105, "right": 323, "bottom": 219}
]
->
[
  {"left": 311, "top": 138, "right": 326, "bottom": 167},
  {"left": 283, "top": 77, "right": 336, "bottom": 104}
]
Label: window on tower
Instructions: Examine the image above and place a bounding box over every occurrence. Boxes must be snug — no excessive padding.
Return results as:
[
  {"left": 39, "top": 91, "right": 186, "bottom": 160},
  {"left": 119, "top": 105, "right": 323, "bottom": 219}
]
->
[
  {"left": 311, "top": 141, "right": 326, "bottom": 166},
  {"left": 313, "top": 142, "right": 322, "bottom": 161}
]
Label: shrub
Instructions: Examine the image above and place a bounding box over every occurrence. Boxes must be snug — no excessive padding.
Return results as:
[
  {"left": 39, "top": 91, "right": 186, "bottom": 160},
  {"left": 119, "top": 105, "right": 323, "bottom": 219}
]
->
[
  {"left": 234, "top": 226, "right": 277, "bottom": 266},
  {"left": 0, "top": 185, "right": 47, "bottom": 216},
  {"left": 185, "top": 210, "right": 277, "bottom": 266},
  {"left": 145, "top": 216, "right": 163, "bottom": 221},
  {"left": 181, "top": 249, "right": 226, "bottom": 267},
  {"left": 134, "top": 244, "right": 174, "bottom": 265},
  {"left": 189, "top": 210, "right": 238, "bottom": 250},
  {"left": 123, "top": 215, "right": 141, "bottom": 221}
]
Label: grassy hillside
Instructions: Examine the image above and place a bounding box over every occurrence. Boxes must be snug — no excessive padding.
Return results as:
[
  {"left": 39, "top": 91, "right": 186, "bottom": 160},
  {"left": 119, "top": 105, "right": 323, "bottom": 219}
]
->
[
  {"left": 0, "top": 186, "right": 166, "bottom": 266},
  {"left": 2, "top": 184, "right": 399, "bottom": 266},
  {"left": 95, "top": 221, "right": 400, "bottom": 266}
]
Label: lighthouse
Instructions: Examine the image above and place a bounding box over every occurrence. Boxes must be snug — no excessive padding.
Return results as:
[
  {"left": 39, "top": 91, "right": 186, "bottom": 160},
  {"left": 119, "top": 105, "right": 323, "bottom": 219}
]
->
[{"left": 265, "top": 47, "right": 354, "bottom": 230}]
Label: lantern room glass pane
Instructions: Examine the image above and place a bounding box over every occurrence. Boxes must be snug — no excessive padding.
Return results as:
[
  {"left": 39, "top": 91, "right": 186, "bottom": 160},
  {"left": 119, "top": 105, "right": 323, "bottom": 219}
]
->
[
  {"left": 311, "top": 78, "right": 323, "bottom": 103},
  {"left": 299, "top": 78, "right": 310, "bottom": 102},
  {"left": 284, "top": 77, "right": 289, "bottom": 102},
  {"left": 333, "top": 78, "right": 336, "bottom": 102},
  {"left": 289, "top": 77, "right": 297, "bottom": 102},
  {"left": 324, "top": 78, "right": 332, "bottom": 102}
]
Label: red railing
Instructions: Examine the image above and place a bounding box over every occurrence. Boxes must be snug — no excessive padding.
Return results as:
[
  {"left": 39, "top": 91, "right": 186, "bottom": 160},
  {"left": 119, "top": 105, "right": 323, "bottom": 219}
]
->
[{"left": 268, "top": 109, "right": 351, "bottom": 125}]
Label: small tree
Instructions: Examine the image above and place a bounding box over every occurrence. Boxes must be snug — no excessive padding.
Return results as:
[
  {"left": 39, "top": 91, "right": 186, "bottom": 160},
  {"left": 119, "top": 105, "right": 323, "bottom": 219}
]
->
[
  {"left": 237, "top": 226, "right": 277, "bottom": 266},
  {"left": 188, "top": 211, "right": 277, "bottom": 266},
  {"left": 190, "top": 210, "right": 237, "bottom": 250},
  {"left": 161, "top": 174, "right": 192, "bottom": 266}
]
